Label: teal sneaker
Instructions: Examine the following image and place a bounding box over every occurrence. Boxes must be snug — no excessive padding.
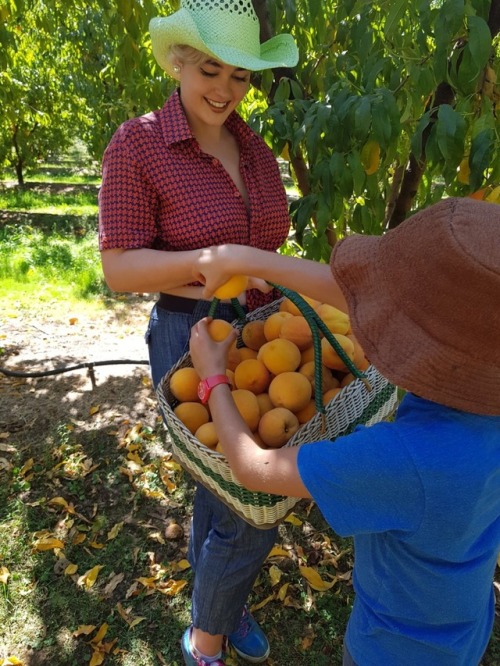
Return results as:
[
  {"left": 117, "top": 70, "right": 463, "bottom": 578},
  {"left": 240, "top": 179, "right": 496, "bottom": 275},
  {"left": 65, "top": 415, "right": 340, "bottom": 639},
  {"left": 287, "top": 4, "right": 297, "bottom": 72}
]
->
[
  {"left": 228, "top": 607, "right": 270, "bottom": 663},
  {"left": 181, "top": 626, "right": 226, "bottom": 666}
]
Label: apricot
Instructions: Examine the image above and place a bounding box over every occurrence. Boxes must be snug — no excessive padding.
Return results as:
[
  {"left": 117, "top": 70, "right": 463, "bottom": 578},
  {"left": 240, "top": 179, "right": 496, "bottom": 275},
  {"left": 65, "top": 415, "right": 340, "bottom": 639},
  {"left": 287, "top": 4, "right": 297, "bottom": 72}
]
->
[
  {"left": 256, "top": 392, "right": 274, "bottom": 417},
  {"left": 295, "top": 398, "right": 318, "bottom": 424},
  {"left": 300, "top": 345, "right": 315, "bottom": 365},
  {"left": 322, "top": 387, "right": 342, "bottom": 405},
  {"left": 195, "top": 422, "right": 219, "bottom": 449},
  {"left": 257, "top": 338, "right": 302, "bottom": 375},
  {"left": 227, "top": 341, "right": 241, "bottom": 372},
  {"left": 170, "top": 366, "right": 201, "bottom": 402},
  {"left": 315, "top": 303, "right": 350, "bottom": 335},
  {"left": 238, "top": 347, "right": 259, "bottom": 361},
  {"left": 299, "top": 360, "right": 339, "bottom": 395},
  {"left": 263, "top": 311, "right": 294, "bottom": 341},
  {"left": 268, "top": 371, "right": 312, "bottom": 413},
  {"left": 213, "top": 275, "right": 248, "bottom": 300},
  {"left": 279, "top": 315, "right": 313, "bottom": 350},
  {"left": 258, "top": 407, "right": 300, "bottom": 448},
  {"left": 231, "top": 388, "right": 261, "bottom": 431},
  {"left": 208, "top": 319, "right": 235, "bottom": 342},
  {"left": 241, "top": 320, "right": 267, "bottom": 350},
  {"left": 340, "top": 372, "right": 356, "bottom": 388},
  {"left": 279, "top": 294, "right": 321, "bottom": 316},
  {"left": 174, "top": 402, "right": 210, "bottom": 434},
  {"left": 234, "top": 358, "right": 271, "bottom": 394},
  {"left": 321, "top": 334, "right": 355, "bottom": 371}
]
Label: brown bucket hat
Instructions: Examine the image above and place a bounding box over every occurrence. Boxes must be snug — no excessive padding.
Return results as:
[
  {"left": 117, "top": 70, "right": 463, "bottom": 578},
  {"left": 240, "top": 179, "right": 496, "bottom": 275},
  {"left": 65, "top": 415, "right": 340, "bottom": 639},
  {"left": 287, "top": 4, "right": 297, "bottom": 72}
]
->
[{"left": 331, "top": 197, "right": 500, "bottom": 415}]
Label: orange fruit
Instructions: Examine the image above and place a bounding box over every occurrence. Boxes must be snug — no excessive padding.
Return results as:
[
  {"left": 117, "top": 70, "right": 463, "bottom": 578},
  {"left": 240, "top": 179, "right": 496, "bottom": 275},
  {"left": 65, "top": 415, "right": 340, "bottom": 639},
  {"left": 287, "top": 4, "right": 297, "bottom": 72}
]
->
[
  {"left": 258, "top": 407, "right": 300, "bottom": 448},
  {"left": 299, "top": 360, "right": 339, "bottom": 395},
  {"left": 241, "top": 320, "right": 267, "bottom": 350},
  {"left": 170, "top": 366, "right": 201, "bottom": 402},
  {"left": 315, "top": 303, "right": 350, "bottom": 335},
  {"left": 227, "top": 341, "right": 241, "bottom": 372},
  {"left": 257, "top": 338, "right": 302, "bottom": 375},
  {"left": 263, "top": 311, "right": 294, "bottom": 341},
  {"left": 321, "top": 334, "right": 355, "bottom": 371},
  {"left": 279, "top": 315, "right": 313, "bottom": 350},
  {"left": 295, "top": 399, "right": 318, "bottom": 424},
  {"left": 234, "top": 358, "right": 271, "bottom": 394},
  {"left": 279, "top": 295, "right": 320, "bottom": 316},
  {"left": 340, "top": 372, "right": 356, "bottom": 388},
  {"left": 174, "top": 402, "right": 210, "bottom": 434},
  {"left": 231, "top": 388, "right": 261, "bottom": 431},
  {"left": 208, "top": 319, "right": 235, "bottom": 342},
  {"left": 268, "top": 371, "right": 312, "bottom": 412},
  {"left": 323, "top": 387, "right": 342, "bottom": 405},
  {"left": 213, "top": 275, "right": 248, "bottom": 300},
  {"left": 238, "top": 347, "right": 259, "bottom": 361},
  {"left": 195, "top": 422, "right": 219, "bottom": 449},
  {"left": 300, "top": 345, "right": 315, "bottom": 365},
  {"left": 256, "top": 392, "right": 274, "bottom": 417}
]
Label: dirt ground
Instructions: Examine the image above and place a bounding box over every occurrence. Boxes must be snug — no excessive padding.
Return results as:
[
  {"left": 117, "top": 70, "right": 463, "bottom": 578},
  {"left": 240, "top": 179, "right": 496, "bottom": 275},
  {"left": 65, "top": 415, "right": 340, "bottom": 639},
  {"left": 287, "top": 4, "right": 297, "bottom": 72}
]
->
[{"left": 0, "top": 294, "right": 160, "bottom": 448}]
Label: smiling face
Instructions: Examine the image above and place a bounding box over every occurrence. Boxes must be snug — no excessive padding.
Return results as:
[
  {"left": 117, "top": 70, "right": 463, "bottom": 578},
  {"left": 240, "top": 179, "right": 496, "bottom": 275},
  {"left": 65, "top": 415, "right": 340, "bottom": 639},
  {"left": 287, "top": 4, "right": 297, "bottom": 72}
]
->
[{"left": 173, "top": 51, "right": 251, "bottom": 135}]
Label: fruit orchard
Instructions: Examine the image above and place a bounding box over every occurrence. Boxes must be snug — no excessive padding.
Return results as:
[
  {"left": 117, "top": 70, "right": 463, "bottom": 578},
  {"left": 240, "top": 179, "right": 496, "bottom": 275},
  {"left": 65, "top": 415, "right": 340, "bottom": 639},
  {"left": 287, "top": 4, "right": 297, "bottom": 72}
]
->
[{"left": 1, "top": 0, "right": 500, "bottom": 257}]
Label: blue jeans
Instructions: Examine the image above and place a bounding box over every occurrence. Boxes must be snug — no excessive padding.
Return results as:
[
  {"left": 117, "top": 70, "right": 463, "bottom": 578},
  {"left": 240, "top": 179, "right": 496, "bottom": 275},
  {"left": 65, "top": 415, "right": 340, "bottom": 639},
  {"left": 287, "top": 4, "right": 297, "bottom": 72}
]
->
[{"left": 146, "top": 300, "right": 278, "bottom": 635}]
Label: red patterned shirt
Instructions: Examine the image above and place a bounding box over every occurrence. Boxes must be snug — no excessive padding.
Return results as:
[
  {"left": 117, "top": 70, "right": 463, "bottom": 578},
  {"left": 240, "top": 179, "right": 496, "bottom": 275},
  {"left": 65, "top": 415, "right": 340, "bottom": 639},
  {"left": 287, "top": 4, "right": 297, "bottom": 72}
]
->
[{"left": 98, "top": 90, "right": 291, "bottom": 311}]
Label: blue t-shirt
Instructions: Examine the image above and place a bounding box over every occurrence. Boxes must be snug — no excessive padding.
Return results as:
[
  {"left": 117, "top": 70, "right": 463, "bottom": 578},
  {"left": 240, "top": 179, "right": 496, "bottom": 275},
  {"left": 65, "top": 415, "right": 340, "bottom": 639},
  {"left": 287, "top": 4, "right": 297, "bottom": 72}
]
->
[{"left": 297, "top": 393, "right": 500, "bottom": 666}]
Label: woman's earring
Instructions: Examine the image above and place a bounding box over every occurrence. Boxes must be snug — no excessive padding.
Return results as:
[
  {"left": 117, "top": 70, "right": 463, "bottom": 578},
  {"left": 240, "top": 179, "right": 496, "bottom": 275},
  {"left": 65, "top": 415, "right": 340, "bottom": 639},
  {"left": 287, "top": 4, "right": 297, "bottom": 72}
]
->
[{"left": 173, "top": 65, "right": 180, "bottom": 74}]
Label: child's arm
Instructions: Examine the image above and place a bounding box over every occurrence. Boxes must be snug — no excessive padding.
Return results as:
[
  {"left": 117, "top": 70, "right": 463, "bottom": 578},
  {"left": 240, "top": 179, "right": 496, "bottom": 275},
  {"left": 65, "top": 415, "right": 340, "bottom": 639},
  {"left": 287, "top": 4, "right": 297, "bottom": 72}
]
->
[
  {"left": 195, "top": 244, "right": 348, "bottom": 313},
  {"left": 189, "top": 318, "right": 311, "bottom": 498}
]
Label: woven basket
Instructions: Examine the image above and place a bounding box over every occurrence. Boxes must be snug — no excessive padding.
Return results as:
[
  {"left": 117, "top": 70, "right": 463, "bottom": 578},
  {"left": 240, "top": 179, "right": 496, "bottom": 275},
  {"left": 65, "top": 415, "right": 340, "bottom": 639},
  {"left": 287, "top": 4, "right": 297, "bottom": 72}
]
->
[{"left": 157, "top": 292, "right": 398, "bottom": 529}]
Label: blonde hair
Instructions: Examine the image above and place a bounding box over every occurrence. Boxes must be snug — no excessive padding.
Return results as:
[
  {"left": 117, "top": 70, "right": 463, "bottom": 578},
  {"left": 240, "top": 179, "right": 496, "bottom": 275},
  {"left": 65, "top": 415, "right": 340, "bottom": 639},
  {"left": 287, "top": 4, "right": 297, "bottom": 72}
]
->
[{"left": 168, "top": 44, "right": 207, "bottom": 68}]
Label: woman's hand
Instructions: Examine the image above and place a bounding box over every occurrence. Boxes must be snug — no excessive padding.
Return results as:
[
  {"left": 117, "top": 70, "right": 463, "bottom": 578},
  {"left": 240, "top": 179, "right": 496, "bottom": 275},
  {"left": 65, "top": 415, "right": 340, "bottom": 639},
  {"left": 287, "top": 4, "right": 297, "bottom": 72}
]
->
[{"left": 189, "top": 317, "right": 237, "bottom": 378}]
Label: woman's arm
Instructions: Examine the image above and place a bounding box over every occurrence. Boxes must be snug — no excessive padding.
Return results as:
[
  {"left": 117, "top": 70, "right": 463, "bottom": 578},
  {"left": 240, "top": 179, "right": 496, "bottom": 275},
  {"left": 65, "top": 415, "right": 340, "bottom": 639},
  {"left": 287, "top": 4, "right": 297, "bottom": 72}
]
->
[
  {"left": 189, "top": 318, "right": 311, "bottom": 498},
  {"left": 195, "top": 244, "right": 348, "bottom": 312},
  {"left": 100, "top": 247, "right": 201, "bottom": 293}
]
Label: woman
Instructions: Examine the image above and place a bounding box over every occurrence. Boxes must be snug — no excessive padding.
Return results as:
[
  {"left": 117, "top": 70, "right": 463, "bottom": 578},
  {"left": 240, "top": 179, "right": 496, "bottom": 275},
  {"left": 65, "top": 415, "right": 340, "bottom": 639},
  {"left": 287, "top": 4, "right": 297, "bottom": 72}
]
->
[{"left": 98, "top": 1, "right": 298, "bottom": 664}]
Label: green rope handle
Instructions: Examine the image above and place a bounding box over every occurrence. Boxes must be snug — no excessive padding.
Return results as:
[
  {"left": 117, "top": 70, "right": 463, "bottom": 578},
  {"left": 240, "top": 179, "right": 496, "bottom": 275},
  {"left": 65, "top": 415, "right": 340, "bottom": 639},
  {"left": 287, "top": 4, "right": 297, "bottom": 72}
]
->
[{"left": 208, "top": 297, "right": 247, "bottom": 321}]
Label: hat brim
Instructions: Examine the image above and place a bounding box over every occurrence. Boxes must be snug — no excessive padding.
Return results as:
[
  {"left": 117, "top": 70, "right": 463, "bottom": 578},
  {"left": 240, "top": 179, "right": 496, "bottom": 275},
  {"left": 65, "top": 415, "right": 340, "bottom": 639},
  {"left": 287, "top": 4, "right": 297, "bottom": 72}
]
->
[
  {"left": 331, "top": 200, "right": 500, "bottom": 416},
  {"left": 150, "top": 11, "right": 298, "bottom": 75}
]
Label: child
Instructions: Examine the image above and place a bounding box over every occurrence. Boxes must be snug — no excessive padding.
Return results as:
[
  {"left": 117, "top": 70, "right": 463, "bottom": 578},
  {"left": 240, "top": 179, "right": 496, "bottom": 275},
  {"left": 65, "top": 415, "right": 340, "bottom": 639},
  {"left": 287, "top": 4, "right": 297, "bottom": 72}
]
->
[{"left": 189, "top": 197, "right": 500, "bottom": 666}]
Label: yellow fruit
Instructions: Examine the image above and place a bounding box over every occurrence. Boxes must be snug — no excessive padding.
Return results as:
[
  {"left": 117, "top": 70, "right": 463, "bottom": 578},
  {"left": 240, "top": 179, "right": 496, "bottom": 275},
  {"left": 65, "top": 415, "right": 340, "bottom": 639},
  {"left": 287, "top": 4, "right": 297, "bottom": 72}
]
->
[
  {"left": 279, "top": 315, "right": 313, "bottom": 351},
  {"left": 231, "top": 388, "right": 261, "bottom": 431},
  {"left": 207, "top": 319, "right": 235, "bottom": 342},
  {"left": 257, "top": 338, "right": 302, "bottom": 375},
  {"left": 340, "top": 372, "right": 356, "bottom": 388},
  {"left": 299, "top": 360, "right": 339, "bottom": 395},
  {"left": 227, "top": 341, "right": 241, "bottom": 372},
  {"left": 256, "top": 392, "right": 274, "bottom": 417},
  {"left": 485, "top": 185, "right": 500, "bottom": 204},
  {"left": 360, "top": 139, "right": 381, "bottom": 176},
  {"left": 241, "top": 320, "right": 267, "bottom": 350},
  {"left": 170, "top": 366, "right": 201, "bottom": 402},
  {"left": 321, "top": 334, "right": 355, "bottom": 371},
  {"left": 195, "top": 422, "right": 219, "bottom": 449},
  {"left": 268, "top": 371, "right": 312, "bottom": 413},
  {"left": 174, "top": 402, "right": 210, "bottom": 434},
  {"left": 263, "top": 311, "right": 294, "bottom": 341},
  {"left": 258, "top": 407, "right": 300, "bottom": 448},
  {"left": 315, "top": 303, "right": 350, "bottom": 335},
  {"left": 457, "top": 157, "right": 470, "bottom": 185},
  {"left": 239, "top": 347, "right": 259, "bottom": 361},
  {"left": 213, "top": 275, "right": 249, "bottom": 300},
  {"left": 234, "top": 358, "right": 271, "bottom": 394},
  {"left": 323, "top": 387, "right": 342, "bottom": 405},
  {"left": 295, "top": 399, "right": 318, "bottom": 424},
  {"left": 279, "top": 295, "right": 320, "bottom": 316}
]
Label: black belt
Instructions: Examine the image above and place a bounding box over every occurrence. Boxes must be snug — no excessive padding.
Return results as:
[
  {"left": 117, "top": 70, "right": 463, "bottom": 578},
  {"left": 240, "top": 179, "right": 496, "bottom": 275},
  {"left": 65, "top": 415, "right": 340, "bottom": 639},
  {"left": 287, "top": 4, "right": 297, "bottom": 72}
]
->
[{"left": 157, "top": 292, "right": 202, "bottom": 314}]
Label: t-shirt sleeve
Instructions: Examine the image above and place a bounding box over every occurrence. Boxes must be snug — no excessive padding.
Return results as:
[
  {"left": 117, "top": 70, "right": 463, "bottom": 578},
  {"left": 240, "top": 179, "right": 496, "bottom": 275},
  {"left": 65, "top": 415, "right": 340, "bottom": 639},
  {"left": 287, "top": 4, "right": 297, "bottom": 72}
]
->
[
  {"left": 297, "top": 422, "right": 424, "bottom": 537},
  {"left": 98, "top": 128, "right": 159, "bottom": 250}
]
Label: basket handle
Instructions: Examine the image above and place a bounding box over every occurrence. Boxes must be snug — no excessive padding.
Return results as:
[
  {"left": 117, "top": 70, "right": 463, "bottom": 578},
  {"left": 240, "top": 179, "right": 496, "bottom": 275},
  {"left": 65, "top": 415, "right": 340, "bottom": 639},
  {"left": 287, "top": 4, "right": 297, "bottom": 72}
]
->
[{"left": 207, "top": 296, "right": 247, "bottom": 321}]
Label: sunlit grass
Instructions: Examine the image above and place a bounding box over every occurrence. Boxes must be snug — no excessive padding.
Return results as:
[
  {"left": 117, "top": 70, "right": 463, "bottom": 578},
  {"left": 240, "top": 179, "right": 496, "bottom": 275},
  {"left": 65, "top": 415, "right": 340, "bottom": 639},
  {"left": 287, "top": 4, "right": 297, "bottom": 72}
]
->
[{"left": 0, "top": 189, "right": 98, "bottom": 215}]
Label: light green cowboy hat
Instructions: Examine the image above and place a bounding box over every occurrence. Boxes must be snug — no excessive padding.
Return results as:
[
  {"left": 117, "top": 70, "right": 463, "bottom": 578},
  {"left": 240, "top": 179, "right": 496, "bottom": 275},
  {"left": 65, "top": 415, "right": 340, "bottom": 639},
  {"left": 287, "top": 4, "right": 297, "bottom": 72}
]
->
[{"left": 149, "top": 0, "right": 299, "bottom": 76}]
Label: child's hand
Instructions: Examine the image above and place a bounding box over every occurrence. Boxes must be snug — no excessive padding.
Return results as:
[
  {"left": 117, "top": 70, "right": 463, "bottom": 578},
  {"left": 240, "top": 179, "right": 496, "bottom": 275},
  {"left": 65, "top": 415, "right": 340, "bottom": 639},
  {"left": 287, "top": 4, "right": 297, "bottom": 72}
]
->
[
  {"left": 190, "top": 317, "right": 237, "bottom": 378},
  {"left": 194, "top": 246, "right": 233, "bottom": 299}
]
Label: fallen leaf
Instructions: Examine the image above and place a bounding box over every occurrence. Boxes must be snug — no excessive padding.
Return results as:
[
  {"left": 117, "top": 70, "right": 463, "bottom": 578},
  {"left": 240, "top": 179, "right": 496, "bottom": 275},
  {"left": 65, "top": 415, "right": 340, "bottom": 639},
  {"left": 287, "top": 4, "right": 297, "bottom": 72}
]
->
[
  {"left": 299, "top": 566, "right": 336, "bottom": 592},
  {"left": 89, "top": 405, "right": 100, "bottom": 416},
  {"left": 267, "top": 546, "right": 291, "bottom": 559},
  {"left": 250, "top": 594, "right": 274, "bottom": 611},
  {"left": 0, "top": 567, "right": 10, "bottom": 584},
  {"left": 107, "top": 522, "right": 124, "bottom": 540},
  {"left": 285, "top": 513, "right": 303, "bottom": 526},
  {"left": 91, "top": 623, "right": 109, "bottom": 644},
  {"left": 156, "top": 579, "right": 188, "bottom": 596},
  {"left": 73, "top": 625, "right": 96, "bottom": 637},
  {"left": 268, "top": 564, "right": 282, "bottom": 587},
  {"left": 78, "top": 565, "right": 104, "bottom": 589},
  {"left": 33, "top": 537, "right": 65, "bottom": 551},
  {"left": 0, "top": 442, "right": 16, "bottom": 452},
  {"left": 0, "top": 657, "right": 24, "bottom": 665},
  {"left": 104, "top": 573, "right": 124, "bottom": 596}
]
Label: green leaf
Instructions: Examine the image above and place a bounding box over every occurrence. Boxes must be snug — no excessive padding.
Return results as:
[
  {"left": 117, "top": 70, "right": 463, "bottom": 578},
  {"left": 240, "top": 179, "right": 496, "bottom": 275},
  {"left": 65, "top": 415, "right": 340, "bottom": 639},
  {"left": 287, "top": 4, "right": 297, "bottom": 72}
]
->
[
  {"left": 467, "top": 16, "right": 491, "bottom": 70},
  {"left": 469, "top": 128, "right": 494, "bottom": 191},
  {"left": 436, "top": 104, "right": 466, "bottom": 165},
  {"left": 384, "top": 0, "right": 407, "bottom": 38}
]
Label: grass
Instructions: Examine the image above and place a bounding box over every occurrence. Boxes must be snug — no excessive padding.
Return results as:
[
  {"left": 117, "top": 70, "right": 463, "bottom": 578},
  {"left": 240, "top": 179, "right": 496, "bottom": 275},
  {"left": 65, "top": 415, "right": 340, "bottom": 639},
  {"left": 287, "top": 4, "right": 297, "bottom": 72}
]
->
[{"left": 0, "top": 157, "right": 499, "bottom": 666}]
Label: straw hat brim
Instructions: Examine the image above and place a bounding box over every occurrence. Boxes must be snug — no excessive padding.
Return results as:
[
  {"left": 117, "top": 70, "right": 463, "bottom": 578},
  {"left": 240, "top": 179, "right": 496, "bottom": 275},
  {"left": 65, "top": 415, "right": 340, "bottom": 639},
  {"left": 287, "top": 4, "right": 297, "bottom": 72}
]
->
[
  {"left": 150, "top": 11, "right": 298, "bottom": 75},
  {"left": 331, "top": 198, "right": 500, "bottom": 416}
]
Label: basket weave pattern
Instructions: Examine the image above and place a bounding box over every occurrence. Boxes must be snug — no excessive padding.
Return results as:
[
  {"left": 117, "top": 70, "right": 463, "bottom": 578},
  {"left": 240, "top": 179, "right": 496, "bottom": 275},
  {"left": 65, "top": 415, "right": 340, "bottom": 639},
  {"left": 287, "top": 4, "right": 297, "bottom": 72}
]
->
[{"left": 157, "top": 298, "right": 398, "bottom": 528}]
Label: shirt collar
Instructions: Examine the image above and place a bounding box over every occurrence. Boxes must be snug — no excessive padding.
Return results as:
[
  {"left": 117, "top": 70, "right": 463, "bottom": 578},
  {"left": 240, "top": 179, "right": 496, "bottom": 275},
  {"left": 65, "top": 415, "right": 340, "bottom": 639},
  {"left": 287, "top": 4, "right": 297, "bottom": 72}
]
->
[{"left": 160, "top": 89, "right": 255, "bottom": 150}]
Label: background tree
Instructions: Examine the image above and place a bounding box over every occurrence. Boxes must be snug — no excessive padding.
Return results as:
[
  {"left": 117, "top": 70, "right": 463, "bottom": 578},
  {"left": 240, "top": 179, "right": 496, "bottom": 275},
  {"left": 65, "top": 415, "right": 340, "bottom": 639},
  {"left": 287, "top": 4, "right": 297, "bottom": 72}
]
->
[{"left": 2, "top": 0, "right": 499, "bottom": 258}]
